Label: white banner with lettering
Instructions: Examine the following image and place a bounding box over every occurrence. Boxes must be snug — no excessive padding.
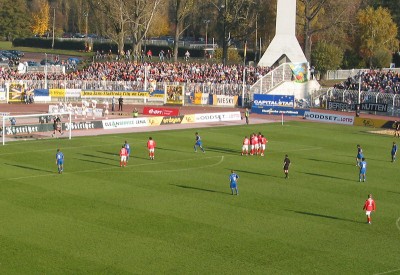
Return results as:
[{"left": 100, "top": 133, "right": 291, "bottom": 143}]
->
[{"left": 304, "top": 111, "right": 354, "bottom": 125}]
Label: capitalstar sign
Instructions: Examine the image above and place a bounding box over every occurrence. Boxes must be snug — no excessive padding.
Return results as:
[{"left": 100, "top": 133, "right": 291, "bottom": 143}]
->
[
  {"left": 253, "top": 94, "right": 294, "bottom": 107},
  {"left": 194, "top": 112, "right": 241, "bottom": 122}
]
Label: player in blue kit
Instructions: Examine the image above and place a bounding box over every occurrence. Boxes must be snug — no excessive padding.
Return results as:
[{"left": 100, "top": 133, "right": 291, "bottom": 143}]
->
[
  {"left": 124, "top": 140, "right": 131, "bottom": 161},
  {"left": 229, "top": 170, "right": 239, "bottom": 195},
  {"left": 56, "top": 149, "right": 64, "bottom": 174},
  {"left": 358, "top": 157, "right": 367, "bottom": 182},
  {"left": 356, "top": 144, "right": 364, "bottom": 166},
  {"left": 391, "top": 142, "right": 397, "bottom": 162},
  {"left": 194, "top": 132, "right": 205, "bottom": 153}
]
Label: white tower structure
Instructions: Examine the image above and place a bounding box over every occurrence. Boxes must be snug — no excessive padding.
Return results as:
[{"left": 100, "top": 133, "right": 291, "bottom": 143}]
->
[{"left": 258, "top": 0, "right": 307, "bottom": 67}]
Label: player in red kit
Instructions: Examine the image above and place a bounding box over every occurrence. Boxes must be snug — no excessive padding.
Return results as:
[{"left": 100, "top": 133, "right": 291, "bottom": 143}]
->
[
  {"left": 241, "top": 136, "right": 249, "bottom": 155},
  {"left": 119, "top": 145, "right": 128, "bottom": 167},
  {"left": 363, "top": 194, "right": 376, "bottom": 224},
  {"left": 147, "top": 137, "right": 156, "bottom": 160},
  {"left": 257, "top": 132, "right": 263, "bottom": 155},
  {"left": 260, "top": 135, "right": 268, "bottom": 156}
]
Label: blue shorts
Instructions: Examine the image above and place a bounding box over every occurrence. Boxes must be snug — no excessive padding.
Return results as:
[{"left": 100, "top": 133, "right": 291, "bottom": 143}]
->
[
  {"left": 357, "top": 154, "right": 363, "bottom": 159},
  {"left": 57, "top": 160, "right": 64, "bottom": 165},
  {"left": 195, "top": 141, "right": 202, "bottom": 146},
  {"left": 360, "top": 169, "right": 366, "bottom": 175},
  {"left": 230, "top": 182, "right": 237, "bottom": 189},
  {"left": 127, "top": 149, "right": 130, "bottom": 155}
]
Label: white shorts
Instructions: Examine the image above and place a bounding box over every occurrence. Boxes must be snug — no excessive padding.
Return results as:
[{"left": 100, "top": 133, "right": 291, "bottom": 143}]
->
[
  {"left": 242, "top": 145, "right": 248, "bottom": 151},
  {"left": 148, "top": 148, "right": 155, "bottom": 153},
  {"left": 251, "top": 145, "right": 255, "bottom": 150},
  {"left": 365, "top": 211, "right": 371, "bottom": 216},
  {"left": 261, "top": 144, "right": 266, "bottom": 150},
  {"left": 254, "top": 144, "right": 259, "bottom": 150},
  {"left": 120, "top": 156, "right": 127, "bottom": 162}
]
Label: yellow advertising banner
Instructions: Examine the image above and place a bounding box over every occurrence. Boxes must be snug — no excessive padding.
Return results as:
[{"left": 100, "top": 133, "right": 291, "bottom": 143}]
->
[
  {"left": 8, "top": 83, "right": 24, "bottom": 102},
  {"left": 194, "top": 93, "right": 202, "bottom": 105},
  {"left": 81, "top": 91, "right": 150, "bottom": 97},
  {"left": 49, "top": 88, "right": 66, "bottom": 97},
  {"left": 165, "top": 85, "right": 184, "bottom": 105},
  {"left": 148, "top": 116, "right": 163, "bottom": 126},
  {"left": 354, "top": 117, "right": 387, "bottom": 128},
  {"left": 181, "top": 114, "right": 195, "bottom": 124}
]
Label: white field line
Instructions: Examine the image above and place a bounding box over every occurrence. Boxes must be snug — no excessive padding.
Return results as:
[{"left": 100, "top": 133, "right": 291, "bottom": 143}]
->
[
  {"left": 373, "top": 268, "right": 400, "bottom": 275},
  {"left": 0, "top": 155, "right": 224, "bottom": 182},
  {"left": 0, "top": 139, "right": 148, "bottom": 156}
]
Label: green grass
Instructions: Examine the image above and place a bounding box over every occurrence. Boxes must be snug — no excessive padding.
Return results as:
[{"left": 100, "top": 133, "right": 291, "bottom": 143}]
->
[{"left": 0, "top": 121, "right": 399, "bottom": 274}]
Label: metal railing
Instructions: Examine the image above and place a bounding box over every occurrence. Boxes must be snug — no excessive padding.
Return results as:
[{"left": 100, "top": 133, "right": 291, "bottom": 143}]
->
[
  {"left": 249, "top": 63, "right": 292, "bottom": 100},
  {"left": 325, "top": 88, "right": 400, "bottom": 117},
  {"left": 326, "top": 68, "right": 400, "bottom": 80}
]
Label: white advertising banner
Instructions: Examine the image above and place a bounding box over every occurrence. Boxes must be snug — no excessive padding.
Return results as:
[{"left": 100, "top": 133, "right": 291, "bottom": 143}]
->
[
  {"left": 213, "top": 95, "right": 238, "bottom": 107},
  {"left": 66, "top": 89, "right": 81, "bottom": 98},
  {"left": 194, "top": 112, "right": 241, "bottom": 123},
  {"left": 0, "top": 88, "right": 5, "bottom": 101},
  {"left": 304, "top": 111, "right": 354, "bottom": 125},
  {"left": 102, "top": 117, "right": 149, "bottom": 129}
]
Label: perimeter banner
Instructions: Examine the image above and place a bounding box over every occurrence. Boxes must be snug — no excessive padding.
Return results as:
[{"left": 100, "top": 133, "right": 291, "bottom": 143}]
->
[
  {"left": 165, "top": 85, "right": 184, "bottom": 105},
  {"left": 212, "top": 95, "right": 238, "bottom": 107},
  {"left": 252, "top": 94, "right": 294, "bottom": 108},
  {"left": 194, "top": 112, "right": 241, "bottom": 122},
  {"left": 143, "top": 106, "right": 179, "bottom": 116},
  {"left": 49, "top": 88, "right": 66, "bottom": 97},
  {"left": 81, "top": 91, "right": 149, "bottom": 97},
  {"left": 354, "top": 117, "right": 396, "bottom": 129},
  {"left": 252, "top": 106, "right": 308, "bottom": 116},
  {"left": 102, "top": 117, "right": 149, "bottom": 129},
  {"left": 194, "top": 93, "right": 209, "bottom": 105},
  {"left": 304, "top": 111, "right": 354, "bottom": 125},
  {"left": 8, "top": 83, "right": 24, "bottom": 102},
  {"left": 0, "top": 87, "right": 5, "bottom": 101}
]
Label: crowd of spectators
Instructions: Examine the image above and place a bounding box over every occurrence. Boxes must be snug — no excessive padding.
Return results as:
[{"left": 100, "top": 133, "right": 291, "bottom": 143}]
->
[
  {"left": 334, "top": 69, "right": 400, "bottom": 94},
  {"left": 0, "top": 61, "right": 271, "bottom": 86}
]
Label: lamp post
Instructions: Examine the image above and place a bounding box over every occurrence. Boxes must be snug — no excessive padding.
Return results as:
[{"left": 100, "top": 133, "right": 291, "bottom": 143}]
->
[
  {"left": 203, "top": 20, "right": 210, "bottom": 49},
  {"left": 51, "top": 8, "right": 55, "bottom": 49},
  {"left": 84, "top": 11, "right": 89, "bottom": 51},
  {"left": 44, "top": 53, "right": 48, "bottom": 89},
  {"left": 221, "top": 0, "right": 228, "bottom": 66}
]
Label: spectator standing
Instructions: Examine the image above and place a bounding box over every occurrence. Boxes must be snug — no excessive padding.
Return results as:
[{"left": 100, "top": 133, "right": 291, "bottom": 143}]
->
[
  {"left": 111, "top": 96, "right": 115, "bottom": 112},
  {"left": 147, "top": 50, "right": 152, "bottom": 61},
  {"left": 118, "top": 96, "right": 124, "bottom": 112},
  {"left": 159, "top": 50, "right": 165, "bottom": 62}
]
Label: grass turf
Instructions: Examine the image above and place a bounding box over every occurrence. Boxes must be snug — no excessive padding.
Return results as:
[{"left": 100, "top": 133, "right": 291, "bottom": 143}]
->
[{"left": 0, "top": 121, "right": 399, "bottom": 274}]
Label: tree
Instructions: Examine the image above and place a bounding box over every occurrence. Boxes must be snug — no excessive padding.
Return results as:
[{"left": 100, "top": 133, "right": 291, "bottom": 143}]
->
[
  {"left": 0, "top": 0, "right": 31, "bottom": 40},
  {"left": 171, "top": 0, "right": 194, "bottom": 62},
  {"left": 297, "top": 0, "right": 361, "bottom": 62},
  {"left": 357, "top": 6, "right": 398, "bottom": 68},
  {"left": 311, "top": 41, "right": 343, "bottom": 79},
  {"left": 91, "top": 0, "right": 131, "bottom": 55},
  {"left": 31, "top": 0, "right": 51, "bottom": 36},
  {"left": 128, "top": 0, "right": 161, "bottom": 58}
]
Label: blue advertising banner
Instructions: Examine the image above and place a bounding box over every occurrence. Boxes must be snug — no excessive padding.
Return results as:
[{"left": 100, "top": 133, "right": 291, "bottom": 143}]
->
[
  {"left": 251, "top": 106, "right": 309, "bottom": 116},
  {"left": 33, "top": 89, "right": 49, "bottom": 96},
  {"left": 252, "top": 94, "right": 294, "bottom": 108}
]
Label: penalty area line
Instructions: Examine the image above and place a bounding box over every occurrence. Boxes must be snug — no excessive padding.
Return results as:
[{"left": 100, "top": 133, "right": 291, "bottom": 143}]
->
[
  {"left": 374, "top": 268, "right": 400, "bottom": 275},
  {"left": 1, "top": 155, "right": 225, "bottom": 182}
]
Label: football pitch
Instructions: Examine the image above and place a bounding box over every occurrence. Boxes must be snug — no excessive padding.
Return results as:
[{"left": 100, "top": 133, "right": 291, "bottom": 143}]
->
[{"left": 0, "top": 121, "right": 399, "bottom": 274}]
